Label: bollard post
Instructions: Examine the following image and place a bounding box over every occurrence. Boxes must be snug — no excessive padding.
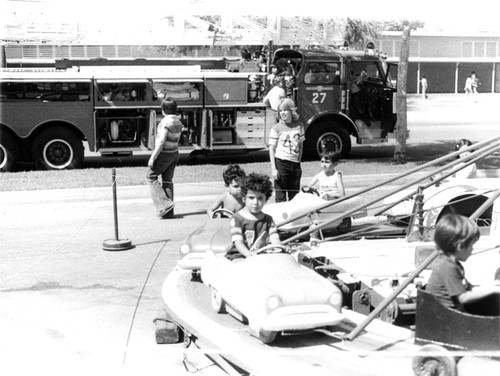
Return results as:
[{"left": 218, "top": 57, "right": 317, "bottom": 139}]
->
[{"left": 102, "top": 168, "right": 133, "bottom": 251}]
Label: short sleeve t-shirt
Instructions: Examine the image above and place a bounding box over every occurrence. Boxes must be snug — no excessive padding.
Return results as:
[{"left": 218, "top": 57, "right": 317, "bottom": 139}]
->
[
  {"left": 226, "top": 210, "right": 279, "bottom": 258},
  {"left": 268, "top": 121, "right": 305, "bottom": 163},
  {"left": 156, "top": 114, "right": 183, "bottom": 153},
  {"left": 426, "top": 254, "right": 472, "bottom": 310}
]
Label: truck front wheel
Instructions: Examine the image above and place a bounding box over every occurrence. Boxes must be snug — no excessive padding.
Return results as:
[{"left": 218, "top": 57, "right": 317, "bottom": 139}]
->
[
  {"left": 32, "top": 128, "right": 84, "bottom": 170},
  {"left": 0, "top": 132, "right": 19, "bottom": 172},
  {"left": 305, "top": 122, "right": 351, "bottom": 159}
]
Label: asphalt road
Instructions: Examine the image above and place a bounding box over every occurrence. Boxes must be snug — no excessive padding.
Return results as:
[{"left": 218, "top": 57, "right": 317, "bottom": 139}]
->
[{"left": 1, "top": 93, "right": 498, "bottom": 376}]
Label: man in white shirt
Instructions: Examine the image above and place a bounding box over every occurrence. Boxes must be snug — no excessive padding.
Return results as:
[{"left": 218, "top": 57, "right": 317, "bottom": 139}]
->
[{"left": 263, "top": 77, "right": 286, "bottom": 111}]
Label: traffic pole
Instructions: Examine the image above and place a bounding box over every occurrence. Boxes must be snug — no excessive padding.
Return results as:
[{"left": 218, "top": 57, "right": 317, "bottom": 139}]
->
[{"left": 102, "top": 168, "right": 133, "bottom": 251}]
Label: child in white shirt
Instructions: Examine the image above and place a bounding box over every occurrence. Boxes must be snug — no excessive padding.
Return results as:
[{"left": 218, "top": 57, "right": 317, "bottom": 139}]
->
[{"left": 308, "top": 148, "right": 345, "bottom": 201}]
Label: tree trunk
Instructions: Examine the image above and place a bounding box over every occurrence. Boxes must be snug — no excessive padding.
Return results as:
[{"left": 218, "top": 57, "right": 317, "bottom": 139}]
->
[{"left": 393, "top": 24, "right": 411, "bottom": 164}]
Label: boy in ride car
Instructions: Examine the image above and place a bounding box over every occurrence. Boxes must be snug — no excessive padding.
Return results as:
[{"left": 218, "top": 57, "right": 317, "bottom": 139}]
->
[
  {"left": 427, "top": 214, "right": 500, "bottom": 315},
  {"left": 226, "top": 173, "right": 281, "bottom": 260},
  {"left": 207, "top": 164, "right": 246, "bottom": 218}
]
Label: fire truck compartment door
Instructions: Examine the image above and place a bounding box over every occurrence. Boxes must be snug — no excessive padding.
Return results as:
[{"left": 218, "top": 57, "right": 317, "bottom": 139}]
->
[
  {"left": 200, "top": 109, "right": 209, "bottom": 149},
  {"left": 204, "top": 77, "right": 248, "bottom": 105},
  {"left": 152, "top": 79, "right": 203, "bottom": 105},
  {"left": 147, "top": 110, "right": 156, "bottom": 150}
]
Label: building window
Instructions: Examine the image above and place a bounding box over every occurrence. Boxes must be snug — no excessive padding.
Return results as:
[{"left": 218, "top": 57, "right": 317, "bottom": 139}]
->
[
  {"left": 486, "top": 42, "right": 497, "bottom": 58},
  {"left": 474, "top": 42, "right": 485, "bottom": 57},
  {"left": 462, "top": 41, "right": 473, "bottom": 57}
]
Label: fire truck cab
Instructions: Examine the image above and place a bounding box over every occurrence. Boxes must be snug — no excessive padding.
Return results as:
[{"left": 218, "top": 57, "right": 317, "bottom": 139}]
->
[{"left": 272, "top": 47, "right": 398, "bottom": 157}]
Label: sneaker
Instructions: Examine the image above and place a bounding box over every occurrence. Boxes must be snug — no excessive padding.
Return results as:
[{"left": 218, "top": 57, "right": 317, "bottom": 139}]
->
[{"left": 158, "top": 202, "right": 175, "bottom": 218}]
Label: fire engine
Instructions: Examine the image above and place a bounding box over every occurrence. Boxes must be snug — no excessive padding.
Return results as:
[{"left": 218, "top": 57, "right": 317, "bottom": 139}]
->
[{"left": 0, "top": 46, "right": 398, "bottom": 171}]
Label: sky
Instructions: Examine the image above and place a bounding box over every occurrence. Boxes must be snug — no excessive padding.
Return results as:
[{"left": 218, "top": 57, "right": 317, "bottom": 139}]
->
[
  {"left": 2, "top": 0, "right": 500, "bottom": 41},
  {"left": 73, "top": 0, "right": 500, "bottom": 33}
]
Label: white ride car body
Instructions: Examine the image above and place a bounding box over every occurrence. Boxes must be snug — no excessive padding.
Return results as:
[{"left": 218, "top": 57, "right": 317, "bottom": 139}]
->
[{"left": 201, "top": 250, "right": 344, "bottom": 343}]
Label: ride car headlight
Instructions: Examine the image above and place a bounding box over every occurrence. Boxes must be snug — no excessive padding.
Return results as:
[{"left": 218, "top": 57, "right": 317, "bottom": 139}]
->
[
  {"left": 266, "top": 295, "right": 281, "bottom": 310},
  {"left": 282, "top": 212, "right": 288, "bottom": 220},
  {"left": 329, "top": 290, "right": 342, "bottom": 309},
  {"left": 179, "top": 244, "right": 191, "bottom": 255}
]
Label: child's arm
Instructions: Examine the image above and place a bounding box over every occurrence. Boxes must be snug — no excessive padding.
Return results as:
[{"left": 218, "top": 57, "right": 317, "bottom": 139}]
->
[
  {"left": 234, "top": 239, "right": 252, "bottom": 258},
  {"left": 269, "top": 232, "right": 281, "bottom": 246},
  {"left": 308, "top": 173, "right": 320, "bottom": 189},
  {"left": 207, "top": 192, "right": 226, "bottom": 217},
  {"left": 298, "top": 138, "right": 304, "bottom": 162},
  {"left": 268, "top": 220, "right": 281, "bottom": 247},
  {"left": 335, "top": 171, "right": 345, "bottom": 196},
  {"left": 457, "top": 283, "right": 500, "bottom": 306},
  {"left": 269, "top": 144, "right": 278, "bottom": 180}
]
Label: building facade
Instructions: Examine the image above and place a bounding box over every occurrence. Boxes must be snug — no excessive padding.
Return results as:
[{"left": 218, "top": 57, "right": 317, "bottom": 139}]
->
[{"left": 379, "top": 31, "right": 500, "bottom": 93}]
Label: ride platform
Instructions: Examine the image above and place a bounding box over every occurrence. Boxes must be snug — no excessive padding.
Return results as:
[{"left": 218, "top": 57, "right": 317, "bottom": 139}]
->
[{"left": 162, "top": 268, "right": 419, "bottom": 376}]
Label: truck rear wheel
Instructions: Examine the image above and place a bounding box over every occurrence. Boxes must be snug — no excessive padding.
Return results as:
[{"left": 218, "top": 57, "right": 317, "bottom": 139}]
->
[
  {"left": 32, "top": 127, "right": 84, "bottom": 170},
  {"left": 305, "top": 122, "right": 351, "bottom": 159},
  {"left": 0, "top": 132, "right": 19, "bottom": 172}
]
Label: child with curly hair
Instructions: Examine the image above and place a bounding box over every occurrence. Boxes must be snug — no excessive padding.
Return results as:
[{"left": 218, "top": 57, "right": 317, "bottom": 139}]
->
[{"left": 226, "top": 173, "right": 281, "bottom": 259}]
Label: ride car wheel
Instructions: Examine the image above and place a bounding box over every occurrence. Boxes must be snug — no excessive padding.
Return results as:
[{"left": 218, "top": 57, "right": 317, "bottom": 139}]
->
[
  {"left": 0, "top": 132, "right": 19, "bottom": 172},
  {"left": 210, "top": 286, "right": 226, "bottom": 313},
  {"left": 258, "top": 329, "right": 277, "bottom": 344},
  {"left": 412, "top": 344, "right": 457, "bottom": 376}
]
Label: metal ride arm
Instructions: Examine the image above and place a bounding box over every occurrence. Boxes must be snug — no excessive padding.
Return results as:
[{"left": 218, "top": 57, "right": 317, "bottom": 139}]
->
[
  {"left": 282, "top": 137, "right": 500, "bottom": 245},
  {"left": 343, "top": 187, "right": 500, "bottom": 341},
  {"left": 373, "top": 142, "right": 499, "bottom": 217}
]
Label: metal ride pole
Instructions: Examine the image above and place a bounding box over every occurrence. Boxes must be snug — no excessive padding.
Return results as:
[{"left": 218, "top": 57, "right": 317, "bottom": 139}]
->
[
  {"left": 102, "top": 168, "right": 133, "bottom": 251},
  {"left": 344, "top": 188, "right": 500, "bottom": 341},
  {"left": 282, "top": 139, "right": 500, "bottom": 245}
]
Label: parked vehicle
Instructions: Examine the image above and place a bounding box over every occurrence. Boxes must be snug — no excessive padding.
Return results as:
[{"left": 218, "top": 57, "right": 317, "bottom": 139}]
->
[{"left": 1, "top": 44, "right": 398, "bottom": 171}]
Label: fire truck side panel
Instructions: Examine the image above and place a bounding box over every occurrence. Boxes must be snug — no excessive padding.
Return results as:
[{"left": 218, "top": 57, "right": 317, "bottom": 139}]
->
[{"left": 204, "top": 77, "right": 248, "bottom": 105}]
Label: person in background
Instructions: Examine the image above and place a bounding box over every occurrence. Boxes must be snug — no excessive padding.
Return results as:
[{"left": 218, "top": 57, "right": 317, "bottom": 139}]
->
[
  {"left": 471, "top": 71, "right": 479, "bottom": 94},
  {"left": 280, "top": 61, "right": 297, "bottom": 96},
  {"left": 146, "top": 98, "right": 183, "bottom": 219},
  {"left": 263, "top": 76, "right": 286, "bottom": 112},
  {"left": 207, "top": 164, "right": 246, "bottom": 218},
  {"left": 267, "top": 64, "right": 279, "bottom": 89},
  {"left": 350, "top": 70, "right": 371, "bottom": 126},
  {"left": 426, "top": 214, "right": 500, "bottom": 315},
  {"left": 269, "top": 98, "right": 305, "bottom": 202},
  {"left": 226, "top": 173, "right": 281, "bottom": 260},
  {"left": 420, "top": 75, "right": 428, "bottom": 99},
  {"left": 253, "top": 50, "right": 266, "bottom": 72},
  {"left": 238, "top": 49, "right": 260, "bottom": 72},
  {"left": 464, "top": 75, "right": 472, "bottom": 95},
  {"left": 307, "top": 148, "right": 345, "bottom": 201}
]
